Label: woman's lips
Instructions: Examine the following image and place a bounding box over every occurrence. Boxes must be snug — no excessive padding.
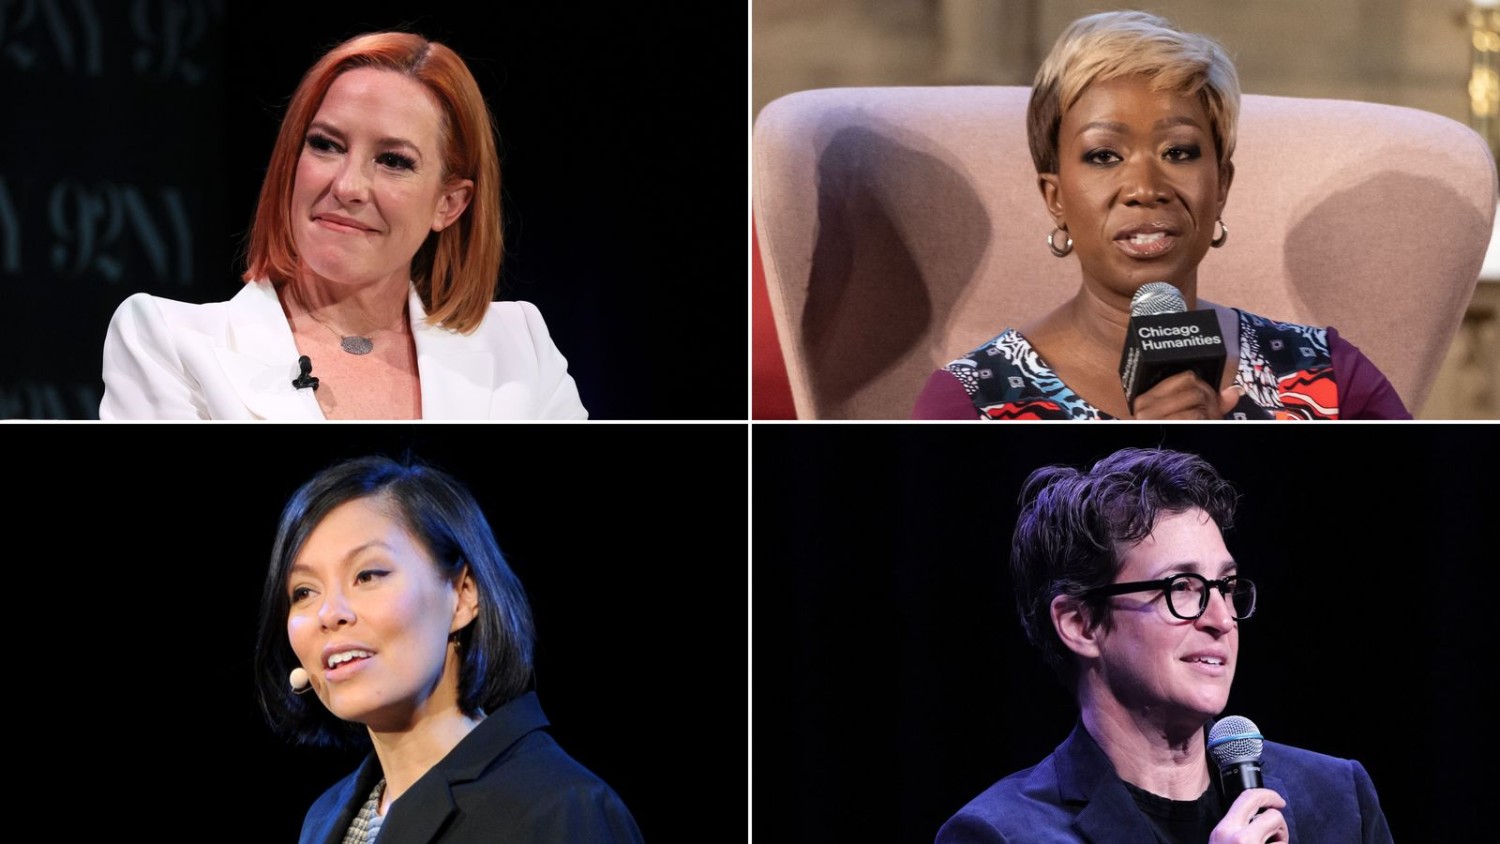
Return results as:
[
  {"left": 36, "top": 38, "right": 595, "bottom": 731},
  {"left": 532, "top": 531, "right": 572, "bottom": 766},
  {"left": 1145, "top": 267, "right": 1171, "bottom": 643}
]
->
[
  {"left": 1182, "top": 654, "right": 1228, "bottom": 677},
  {"left": 315, "top": 216, "right": 375, "bottom": 235},
  {"left": 1114, "top": 230, "right": 1177, "bottom": 259},
  {"left": 325, "top": 653, "right": 373, "bottom": 682}
]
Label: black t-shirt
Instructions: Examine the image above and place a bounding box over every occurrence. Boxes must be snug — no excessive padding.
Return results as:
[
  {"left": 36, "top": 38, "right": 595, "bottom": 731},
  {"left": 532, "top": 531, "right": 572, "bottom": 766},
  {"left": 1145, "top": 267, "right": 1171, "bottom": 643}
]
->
[{"left": 1123, "top": 779, "right": 1226, "bottom": 844}]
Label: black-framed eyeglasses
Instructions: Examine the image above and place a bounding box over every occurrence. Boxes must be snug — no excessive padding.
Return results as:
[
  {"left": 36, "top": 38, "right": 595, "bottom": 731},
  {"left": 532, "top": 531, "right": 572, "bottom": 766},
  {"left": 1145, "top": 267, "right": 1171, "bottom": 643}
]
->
[{"left": 1083, "top": 573, "right": 1256, "bottom": 621}]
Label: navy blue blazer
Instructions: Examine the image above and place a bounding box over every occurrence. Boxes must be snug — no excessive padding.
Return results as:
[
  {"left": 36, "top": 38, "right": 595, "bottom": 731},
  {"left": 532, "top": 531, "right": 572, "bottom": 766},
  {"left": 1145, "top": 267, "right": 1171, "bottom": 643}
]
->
[
  {"left": 298, "top": 692, "right": 643, "bottom": 844},
  {"left": 936, "top": 722, "right": 1393, "bottom": 843}
]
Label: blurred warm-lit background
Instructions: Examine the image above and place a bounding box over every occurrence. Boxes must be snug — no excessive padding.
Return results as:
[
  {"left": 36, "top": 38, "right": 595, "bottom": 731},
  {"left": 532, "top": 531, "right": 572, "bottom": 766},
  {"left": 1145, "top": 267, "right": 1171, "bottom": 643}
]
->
[{"left": 753, "top": 0, "right": 1500, "bottom": 418}]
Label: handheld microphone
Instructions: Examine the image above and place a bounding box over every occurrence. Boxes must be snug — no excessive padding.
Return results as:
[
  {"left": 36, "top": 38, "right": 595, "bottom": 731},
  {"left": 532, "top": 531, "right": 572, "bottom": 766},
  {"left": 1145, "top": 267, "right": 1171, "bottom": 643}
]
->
[
  {"left": 1118, "top": 282, "right": 1226, "bottom": 413},
  {"left": 1208, "top": 714, "right": 1265, "bottom": 803},
  {"left": 289, "top": 667, "right": 312, "bottom": 694},
  {"left": 292, "top": 355, "right": 320, "bottom": 391}
]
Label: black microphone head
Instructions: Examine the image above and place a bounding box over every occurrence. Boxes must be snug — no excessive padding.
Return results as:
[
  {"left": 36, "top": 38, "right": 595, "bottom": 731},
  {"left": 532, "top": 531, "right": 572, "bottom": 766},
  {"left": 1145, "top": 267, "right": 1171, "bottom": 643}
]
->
[
  {"left": 1208, "top": 714, "right": 1265, "bottom": 768},
  {"left": 1131, "top": 282, "right": 1186, "bottom": 316}
]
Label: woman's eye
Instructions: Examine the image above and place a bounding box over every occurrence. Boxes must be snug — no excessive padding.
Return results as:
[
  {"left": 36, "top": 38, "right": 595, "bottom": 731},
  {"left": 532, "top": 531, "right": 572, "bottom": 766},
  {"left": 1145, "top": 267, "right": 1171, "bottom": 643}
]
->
[
  {"left": 1085, "top": 149, "right": 1120, "bottom": 165},
  {"left": 377, "top": 152, "right": 416, "bottom": 170},
  {"left": 1164, "top": 145, "right": 1200, "bottom": 162},
  {"left": 306, "top": 134, "right": 340, "bottom": 154},
  {"left": 355, "top": 569, "right": 389, "bottom": 585},
  {"left": 290, "top": 586, "right": 312, "bottom": 603}
]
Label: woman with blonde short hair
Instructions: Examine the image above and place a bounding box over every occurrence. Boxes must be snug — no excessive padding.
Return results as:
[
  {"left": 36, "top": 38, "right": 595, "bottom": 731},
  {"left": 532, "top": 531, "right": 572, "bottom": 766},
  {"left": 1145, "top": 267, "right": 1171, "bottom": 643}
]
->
[{"left": 913, "top": 11, "right": 1408, "bottom": 420}]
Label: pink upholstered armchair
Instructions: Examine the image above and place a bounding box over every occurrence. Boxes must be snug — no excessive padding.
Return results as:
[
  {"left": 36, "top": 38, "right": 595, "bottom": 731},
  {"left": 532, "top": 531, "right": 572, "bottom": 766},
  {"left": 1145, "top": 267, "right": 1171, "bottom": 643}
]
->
[{"left": 752, "top": 86, "right": 1497, "bottom": 419}]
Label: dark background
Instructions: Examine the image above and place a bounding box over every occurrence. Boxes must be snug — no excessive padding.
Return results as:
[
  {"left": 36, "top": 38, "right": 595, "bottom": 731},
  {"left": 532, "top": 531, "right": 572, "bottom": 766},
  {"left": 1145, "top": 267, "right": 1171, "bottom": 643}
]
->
[
  {"left": 754, "top": 423, "right": 1495, "bottom": 842},
  {"left": 0, "top": 2, "right": 744, "bottom": 419},
  {"left": 15, "top": 423, "right": 747, "bottom": 839}
]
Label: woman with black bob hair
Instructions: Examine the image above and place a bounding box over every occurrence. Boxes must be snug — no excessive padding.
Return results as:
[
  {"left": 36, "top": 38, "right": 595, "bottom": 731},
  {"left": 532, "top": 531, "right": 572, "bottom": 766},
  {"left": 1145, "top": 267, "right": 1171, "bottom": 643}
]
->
[{"left": 253, "top": 455, "right": 642, "bottom": 843}]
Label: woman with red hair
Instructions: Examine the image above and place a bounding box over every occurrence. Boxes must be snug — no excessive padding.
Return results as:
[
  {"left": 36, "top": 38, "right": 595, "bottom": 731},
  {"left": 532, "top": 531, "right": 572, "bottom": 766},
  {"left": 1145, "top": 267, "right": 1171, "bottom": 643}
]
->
[{"left": 100, "top": 32, "right": 587, "bottom": 419}]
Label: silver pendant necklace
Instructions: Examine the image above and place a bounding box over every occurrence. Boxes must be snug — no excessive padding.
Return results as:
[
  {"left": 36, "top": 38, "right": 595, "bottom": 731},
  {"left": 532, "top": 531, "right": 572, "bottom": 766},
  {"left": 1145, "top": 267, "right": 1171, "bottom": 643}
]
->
[
  {"left": 302, "top": 305, "right": 402, "bottom": 355},
  {"left": 338, "top": 335, "right": 376, "bottom": 355}
]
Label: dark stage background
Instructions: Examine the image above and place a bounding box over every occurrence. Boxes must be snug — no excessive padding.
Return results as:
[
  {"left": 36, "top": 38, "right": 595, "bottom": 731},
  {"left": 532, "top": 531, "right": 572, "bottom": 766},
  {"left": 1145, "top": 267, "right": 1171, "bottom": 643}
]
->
[
  {"left": 16, "top": 423, "right": 748, "bottom": 839},
  {"left": 0, "top": 2, "right": 743, "bottom": 419},
  {"left": 755, "top": 424, "right": 1497, "bottom": 842}
]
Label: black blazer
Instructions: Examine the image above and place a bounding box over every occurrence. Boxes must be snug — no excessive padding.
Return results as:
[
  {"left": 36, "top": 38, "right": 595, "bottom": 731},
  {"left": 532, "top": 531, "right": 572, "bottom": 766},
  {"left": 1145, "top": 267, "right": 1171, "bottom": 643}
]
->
[
  {"left": 936, "top": 721, "right": 1393, "bottom": 843},
  {"left": 298, "top": 692, "right": 643, "bottom": 843}
]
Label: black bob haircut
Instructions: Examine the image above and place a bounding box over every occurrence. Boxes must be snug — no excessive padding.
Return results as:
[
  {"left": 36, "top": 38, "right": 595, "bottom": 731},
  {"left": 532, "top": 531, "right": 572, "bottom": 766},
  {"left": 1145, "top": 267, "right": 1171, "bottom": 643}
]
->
[
  {"left": 253, "top": 455, "right": 536, "bottom": 747},
  {"left": 1010, "top": 447, "right": 1238, "bottom": 684}
]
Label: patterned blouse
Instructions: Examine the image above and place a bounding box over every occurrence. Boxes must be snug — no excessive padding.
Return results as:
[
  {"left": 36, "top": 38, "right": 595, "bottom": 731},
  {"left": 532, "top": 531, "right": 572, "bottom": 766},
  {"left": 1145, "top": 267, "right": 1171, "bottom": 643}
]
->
[
  {"left": 341, "top": 779, "right": 386, "bottom": 844},
  {"left": 935, "top": 310, "right": 1342, "bottom": 420}
]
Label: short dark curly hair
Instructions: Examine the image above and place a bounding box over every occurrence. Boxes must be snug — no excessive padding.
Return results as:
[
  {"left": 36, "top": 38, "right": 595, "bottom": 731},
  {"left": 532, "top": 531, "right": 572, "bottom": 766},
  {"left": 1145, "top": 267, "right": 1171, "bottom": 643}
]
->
[
  {"left": 1010, "top": 447, "right": 1238, "bottom": 684},
  {"left": 253, "top": 455, "right": 536, "bottom": 747}
]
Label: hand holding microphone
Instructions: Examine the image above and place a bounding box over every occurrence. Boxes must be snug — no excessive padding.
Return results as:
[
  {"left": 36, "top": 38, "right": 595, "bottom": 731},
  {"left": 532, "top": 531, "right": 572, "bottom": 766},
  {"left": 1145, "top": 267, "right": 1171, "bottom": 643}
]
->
[
  {"left": 1119, "top": 283, "right": 1238, "bottom": 419},
  {"left": 1208, "top": 715, "right": 1289, "bottom": 843},
  {"left": 1131, "top": 370, "right": 1242, "bottom": 420},
  {"left": 1210, "top": 789, "right": 1288, "bottom": 844}
]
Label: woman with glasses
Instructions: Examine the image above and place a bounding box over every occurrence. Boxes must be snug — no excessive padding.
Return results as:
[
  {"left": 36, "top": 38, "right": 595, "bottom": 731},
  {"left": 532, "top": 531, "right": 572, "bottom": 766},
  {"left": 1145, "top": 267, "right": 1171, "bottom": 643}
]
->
[{"left": 936, "top": 447, "right": 1392, "bottom": 843}]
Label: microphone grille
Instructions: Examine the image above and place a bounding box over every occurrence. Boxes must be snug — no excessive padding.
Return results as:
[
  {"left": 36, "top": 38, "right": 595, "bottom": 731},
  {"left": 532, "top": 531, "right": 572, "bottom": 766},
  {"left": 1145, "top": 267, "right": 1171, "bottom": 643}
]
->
[
  {"left": 1131, "top": 282, "right": 1186, "bottom": 316},
  {"left": 1208, "top": 714, "right": 1264, "bottom": 766}
]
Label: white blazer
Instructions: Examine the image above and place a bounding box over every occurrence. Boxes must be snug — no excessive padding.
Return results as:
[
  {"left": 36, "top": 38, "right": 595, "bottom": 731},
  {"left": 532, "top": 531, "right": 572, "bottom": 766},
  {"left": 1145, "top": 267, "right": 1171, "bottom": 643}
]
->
[{"left": 99, "top": 279, "right": 588, "bottom": 420}]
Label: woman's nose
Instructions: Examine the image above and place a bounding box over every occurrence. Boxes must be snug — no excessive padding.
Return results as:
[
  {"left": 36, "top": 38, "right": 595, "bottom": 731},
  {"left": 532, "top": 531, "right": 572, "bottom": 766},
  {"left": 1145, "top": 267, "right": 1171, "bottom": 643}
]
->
[
  {"left": 317, "top": 590, "right": 355, "bottom": 628},
  {"left": 1197, "top": 585, "right": 1236, "bottom": 631},
  {"left": 332, "top": 157, "right": 371, "bottom": 205},
  {"left": 1120, "top": 155, "right": 1170, "bottom": 206}
]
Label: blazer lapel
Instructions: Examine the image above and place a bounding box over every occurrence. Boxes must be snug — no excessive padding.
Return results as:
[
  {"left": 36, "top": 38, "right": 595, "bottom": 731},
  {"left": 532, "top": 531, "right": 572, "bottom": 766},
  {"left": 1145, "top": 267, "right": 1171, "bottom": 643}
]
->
[
  {"left": 1263, "top": 770, "right": 1297, "bottom": 841},
  {"left": 373, "top": 693, "right": 552, "bottom": 843},
  {"left": 410, "top": 289, "right": 494, "bottom": 420},
  {"left": 302, "top": 756, "right": 382, "bottom": 844},
  {"left": 1056, "top": 723, "right": 1163, "bottom": 844},
  {"left": 216, "top": 280, "right": 324, "bottom": 420},
  {"left": 377, "top": 775, "right": 459, "bottom": 844}
]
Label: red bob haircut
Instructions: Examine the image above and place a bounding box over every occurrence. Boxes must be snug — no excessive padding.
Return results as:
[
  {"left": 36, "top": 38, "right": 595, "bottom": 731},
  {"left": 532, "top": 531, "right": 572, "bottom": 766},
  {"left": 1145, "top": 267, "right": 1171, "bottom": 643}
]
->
[{"left": 242, "top": 32, "right": 502, "bottom": 334}]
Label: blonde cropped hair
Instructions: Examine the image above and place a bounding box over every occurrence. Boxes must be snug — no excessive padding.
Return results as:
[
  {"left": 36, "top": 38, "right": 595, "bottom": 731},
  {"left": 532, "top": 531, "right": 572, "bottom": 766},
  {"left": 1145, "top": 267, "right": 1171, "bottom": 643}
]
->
[{"left": 1026, "top": 11, "right": 1241, "bottom": 176}]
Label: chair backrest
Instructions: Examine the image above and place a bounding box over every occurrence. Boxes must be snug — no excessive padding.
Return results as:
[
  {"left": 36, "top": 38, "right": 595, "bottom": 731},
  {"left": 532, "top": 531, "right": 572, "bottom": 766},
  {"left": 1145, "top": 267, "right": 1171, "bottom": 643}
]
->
[{"left": 753, "top": 86, "right": 1497, "bottom": 419}]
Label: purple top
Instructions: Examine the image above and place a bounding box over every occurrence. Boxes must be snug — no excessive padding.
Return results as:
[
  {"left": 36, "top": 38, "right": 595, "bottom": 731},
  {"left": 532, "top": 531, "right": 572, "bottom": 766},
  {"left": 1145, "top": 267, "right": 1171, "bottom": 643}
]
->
[{"left": 912, "top": 325, "right": 1410, "bottom": 420}]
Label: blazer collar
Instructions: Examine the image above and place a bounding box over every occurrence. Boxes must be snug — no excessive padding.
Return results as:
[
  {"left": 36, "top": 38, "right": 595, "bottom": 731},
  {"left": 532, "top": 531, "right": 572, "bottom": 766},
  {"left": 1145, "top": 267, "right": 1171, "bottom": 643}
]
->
[
  {"left": 1262, "top": 766, "right": 1297, "bottom": 840},
  {"left": 369, "top": 692, "right": 551, "bottom": 844},
  {"left": 409, "top": 288, "right": 496, "bottom": 420},
  {"left": 304, "top": 754, "right": 383, "bottom": 844},
  {"left": 1055, "top": 722, "right": 1163, "bottom": 843},
  {"left": 218, "top": 281, "right": 497, "bottom": 420},
  {"left": 216, "top": 280, "right": 324, "bottom": 419}
]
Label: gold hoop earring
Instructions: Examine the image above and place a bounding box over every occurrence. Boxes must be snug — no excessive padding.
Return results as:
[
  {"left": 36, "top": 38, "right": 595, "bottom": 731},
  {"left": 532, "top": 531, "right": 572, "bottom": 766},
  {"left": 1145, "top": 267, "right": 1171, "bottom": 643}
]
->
[
  {"left": 1210, "top": 219, "right": 1228, "bottom": 248},
  {"left": 1048, "top": 227, "right": 1073, "bottom": 258}
]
